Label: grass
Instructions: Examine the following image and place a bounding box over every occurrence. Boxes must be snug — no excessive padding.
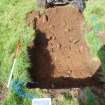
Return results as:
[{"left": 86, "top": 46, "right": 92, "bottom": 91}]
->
[
  {"left": 0, "top": 0, "right": 105, "bottom": 105},
  {"left": 84, "top": 0, "right": 105, "bottom": 80},
  {"left": 79, "top": 88, "right": 97, "bottom": 105},
  {"left": 0, "top": 0, "right": 39, "bottom": 105},
  {"left": 0, "top": 0, "right": 35, "bottom": 85}
]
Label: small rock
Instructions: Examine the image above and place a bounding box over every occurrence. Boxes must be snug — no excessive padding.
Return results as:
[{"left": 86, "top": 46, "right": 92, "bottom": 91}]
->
[
  {"left": 65, "top": 74, "right": 70, "bottom": 78},
  {"left": 42, "top": 89, "right": 48, "bottom": 93},
  {"left": 67, "top": 70, "right": 72, "bottom": 74},
  {"left": 56, "top": 43, "right": 62, "bottom": 49},
  {"left": 69, "top": 46, "right": 71, "bottom": 50},
  {"left": 54, "top": 57, "right": 57, "bottom": 61},
  {"left": 51, "top": 48, "right": 54, "bottom": 52},
  {"left": 49, "top": 25, "right": 55, "bottom": 29},
  {"left": 48, "top": 36, "right": 53, "bottom": 40},
  {"left": 56, "top": 95, "right": 64, "bottom": 102},
  {"left": 42, "top": 15, "right": 48, "bottom": 23},
  {"left": 50, "top": 43, "right": 53, "bottom": 46},
  {"left": 63, "top": 20, "right": 67, "bottom": 27},
  {"left": 53, "top": 36, "right": 56, "bottom": 40},
  {"left": 73, "top": 40, "right": 80, "bottom": 44},
  {"left": 69, "top": 38, "right": 73, "bottom": 43},
  {"left": 68, "top": 55, "right": 70, "bottom": 58},
  {"left": 28, "top": 41, "right": 35, "bottom": 48},
  {"left": 71, "top": 88, "right": 81, "bottom": 97},
  {"left": 34, "top": 11, "right": 40, "bottom": 19},
  {"left": 79, "top": 45, "right": 84, "bottom": 53},
  {"left": 64, "top": 28, "right": 71, "bottom": 32},
  {"left": 64, "top": 28, "right": 68, "bottom": 32}
]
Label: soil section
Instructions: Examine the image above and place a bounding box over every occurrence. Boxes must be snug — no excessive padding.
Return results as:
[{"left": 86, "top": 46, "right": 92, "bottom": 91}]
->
[{"left": 27, "top": 6, "right": 101, "bottom": 88}]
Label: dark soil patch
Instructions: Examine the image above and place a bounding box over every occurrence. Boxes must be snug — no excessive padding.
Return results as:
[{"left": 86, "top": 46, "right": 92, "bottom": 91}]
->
[{"left": 27, "top": 6, "right": 103, "bottom": 89}]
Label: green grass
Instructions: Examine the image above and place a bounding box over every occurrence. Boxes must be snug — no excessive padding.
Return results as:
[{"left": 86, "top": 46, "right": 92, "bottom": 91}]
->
[
  {"left": 84, "top": 0, "right": 105, "bottom": 80},
  {"left": 84, "top": 0, "right": 105, "bottom": 57},
  {"left": 0, "top": 0, "right": 38, "bottom": 104},
  {"left": 84, "top": 0, "right": 105, "bottom": 28},
  {"left": 0, "top": 0, "right": 105, "bottom": 105},
  {"left": 0, "top": 0, "right": 35, "bottom": 85},
  {"left": 79, "top": 88, "right": 97, "bottom": 105}
]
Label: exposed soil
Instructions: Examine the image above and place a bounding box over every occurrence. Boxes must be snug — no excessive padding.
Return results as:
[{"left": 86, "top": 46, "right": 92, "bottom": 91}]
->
[{"left": 27, "top": 6, "right": 102, "bottom": 88}]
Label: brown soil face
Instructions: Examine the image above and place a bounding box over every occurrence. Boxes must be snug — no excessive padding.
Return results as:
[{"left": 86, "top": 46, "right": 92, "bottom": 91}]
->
[{"left": 27, "top": 6, "right": 101, "bottom": 88}]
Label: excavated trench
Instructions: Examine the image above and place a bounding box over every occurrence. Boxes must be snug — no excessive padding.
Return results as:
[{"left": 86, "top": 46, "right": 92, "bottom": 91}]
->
[{"left": 27, "top": 6, "right": 104, "bottom": 89}]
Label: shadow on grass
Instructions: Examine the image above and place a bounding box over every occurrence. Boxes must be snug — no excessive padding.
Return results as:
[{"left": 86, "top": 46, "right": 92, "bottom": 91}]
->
[{"left": 97, "top": 45, "right": 105, "bottom": 82}]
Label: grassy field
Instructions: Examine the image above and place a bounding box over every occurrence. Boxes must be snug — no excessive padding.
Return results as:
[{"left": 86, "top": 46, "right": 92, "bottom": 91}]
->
[
  {"left": 0, "top": 0, "right": 35, "bottom": 84},
  {"left": 84, "top": 0, "right": 105, "bottom": 79},
  {"left": 0, "top": 0, "right": 105, "bottom": 105},
  {"left": 0, "top": 0, "right": 36, "bottom": 104}
]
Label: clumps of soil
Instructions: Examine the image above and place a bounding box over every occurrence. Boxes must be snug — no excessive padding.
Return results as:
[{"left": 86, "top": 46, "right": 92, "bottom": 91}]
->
[{"left": 27, "top": 6, "right": 101, "bottom": 87}]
